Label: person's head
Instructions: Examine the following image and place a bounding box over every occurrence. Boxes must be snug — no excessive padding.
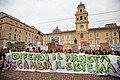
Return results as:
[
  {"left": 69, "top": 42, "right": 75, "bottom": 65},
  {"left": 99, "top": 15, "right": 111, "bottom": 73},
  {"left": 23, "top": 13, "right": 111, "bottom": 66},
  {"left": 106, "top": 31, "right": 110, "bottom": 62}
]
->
[
  {"left": 63, "top": 49, "right": 67, "bottom": 53},
  {"left": 26, "top": 48, "right": 29, "bottom": 52},
  {"left": 85, "top": 50, "right": 88, "bottom": 54},
  {"left": 32, "top": 47, "right": 35, "bottom": 50},
  {"left": 75, "top": 49, "right": 79, "bottom": 54},
  {"left": 111, "top": 50, "right": 115, "bottom": 55},
  {"left": 38, "top": 47, "right": 41, "bottom": 51}
]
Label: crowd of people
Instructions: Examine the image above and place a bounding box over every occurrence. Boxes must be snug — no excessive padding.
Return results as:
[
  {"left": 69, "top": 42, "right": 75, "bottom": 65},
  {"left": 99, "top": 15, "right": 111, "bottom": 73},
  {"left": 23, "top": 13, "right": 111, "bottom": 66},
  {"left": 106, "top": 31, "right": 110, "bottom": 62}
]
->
[
  {"left": 0, "top": 47, "right": 120, "bottom": 56},
  {"left": 0, "top": 47, "right": 120, "bottom": 70},
  {"left": 25, "top": 47, "right": 120, "bottom": 55}
]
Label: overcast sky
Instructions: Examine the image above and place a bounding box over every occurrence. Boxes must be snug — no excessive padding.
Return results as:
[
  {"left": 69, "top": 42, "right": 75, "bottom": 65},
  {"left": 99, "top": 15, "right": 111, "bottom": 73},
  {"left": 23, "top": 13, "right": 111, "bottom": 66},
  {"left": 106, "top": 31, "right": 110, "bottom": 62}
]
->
[{"left": 0, "top": 0, "right": 120, "bottom": 34}]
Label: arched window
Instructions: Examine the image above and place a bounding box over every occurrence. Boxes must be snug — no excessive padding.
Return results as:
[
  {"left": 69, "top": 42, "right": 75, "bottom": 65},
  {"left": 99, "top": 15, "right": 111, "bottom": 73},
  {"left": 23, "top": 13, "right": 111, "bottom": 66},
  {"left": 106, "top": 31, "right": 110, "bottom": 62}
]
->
[
  {"left": 90, "top": 34, "right": 92, "bottom": 38},
  {"left": 19, "top": 35, "right": 21, "bottom": 41},
  {"left": 114, "top": 32, "right": 117, "bottom": 36},
  {"left": 80, "top": 16, "right": 83, "bottom": 20},
  {"left": 96, "top": 33, "right": 99, "bottom": 38},
  {"left": 77, "top": 18, "right": 79, "bottom": 21},
  {"left": 106, "top": 32, "right": 109, "bottom": 37},
  {"left": 80, "top": 9, "right": 82, "bottom": 12},
  {"left": 0, "top": 32, "right": 1, "bottom": 38},
  {"left": 81, "top": 33, "right": 83, "bottom": 38},
  {"left": 9, "top": 33, "right": 11, "bottom": 39},
  {"left": 14, "top": 34, "right": 16, "bottom": 40}
]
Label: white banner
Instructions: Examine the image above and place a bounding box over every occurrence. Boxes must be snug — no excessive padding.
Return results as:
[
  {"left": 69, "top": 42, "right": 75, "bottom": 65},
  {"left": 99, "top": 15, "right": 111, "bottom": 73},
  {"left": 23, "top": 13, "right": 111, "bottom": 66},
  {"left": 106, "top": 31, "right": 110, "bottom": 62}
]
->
[{"left": 4, "top": 52, "right": 120, "bottom": 77}]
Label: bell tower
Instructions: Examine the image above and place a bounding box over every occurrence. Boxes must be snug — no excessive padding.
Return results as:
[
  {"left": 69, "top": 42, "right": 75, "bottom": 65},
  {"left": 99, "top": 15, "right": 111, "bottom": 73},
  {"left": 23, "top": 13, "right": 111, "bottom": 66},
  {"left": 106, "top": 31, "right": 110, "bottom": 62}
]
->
[
  {"left": 75, "top": 2, "right": 89, "bottom": 31},
  {"left": 75, "top": 2, "right": 89, "bottom": 47}
]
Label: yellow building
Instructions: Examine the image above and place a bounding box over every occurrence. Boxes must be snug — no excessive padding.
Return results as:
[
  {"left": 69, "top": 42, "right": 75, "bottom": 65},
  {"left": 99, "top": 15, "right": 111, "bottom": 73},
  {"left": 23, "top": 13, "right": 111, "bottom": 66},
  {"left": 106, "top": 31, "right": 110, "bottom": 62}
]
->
[
  {"left": 43, "top": 2, "right": 120, "bottom": 50},
  {"left": 0, "top": 12, "right": 43, "bottom": 49}
]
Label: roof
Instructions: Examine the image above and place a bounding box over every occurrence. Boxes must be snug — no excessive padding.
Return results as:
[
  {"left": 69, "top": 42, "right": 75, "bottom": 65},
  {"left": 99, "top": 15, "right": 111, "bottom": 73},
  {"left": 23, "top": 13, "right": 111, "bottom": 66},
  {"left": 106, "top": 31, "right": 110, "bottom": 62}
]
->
[
  {"left": 45, "top": 30, "right": 76, "bottom": 35},
  {"left": 77, "top": 2, "right": 85, "bottom": 9},
  {"left": 45, "top": 25, "right": 120, "bottom": 35},
  {"left": 53, "top": 26, "right": 61, "bottom": 33},
  {"left": 0, "top": 12, "right": 44, "bottom": 35},
  {"left": 88, "top": 26, "right": 120, "bottom": 31}
]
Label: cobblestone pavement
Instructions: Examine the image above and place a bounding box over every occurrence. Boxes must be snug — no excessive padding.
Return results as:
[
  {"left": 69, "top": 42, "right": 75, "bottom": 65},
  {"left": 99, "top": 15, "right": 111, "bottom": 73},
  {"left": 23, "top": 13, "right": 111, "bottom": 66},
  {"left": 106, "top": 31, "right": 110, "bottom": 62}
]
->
[{"left": 0, "top": 70, "right": 119, "bottom": 80}]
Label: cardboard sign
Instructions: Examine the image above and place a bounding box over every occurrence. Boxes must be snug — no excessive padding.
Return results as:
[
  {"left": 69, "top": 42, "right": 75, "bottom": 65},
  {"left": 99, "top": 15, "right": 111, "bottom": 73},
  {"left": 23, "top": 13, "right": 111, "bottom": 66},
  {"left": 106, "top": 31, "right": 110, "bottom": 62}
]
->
[{"left": 100, "top": 43, "right": 110, "bottom": 51}]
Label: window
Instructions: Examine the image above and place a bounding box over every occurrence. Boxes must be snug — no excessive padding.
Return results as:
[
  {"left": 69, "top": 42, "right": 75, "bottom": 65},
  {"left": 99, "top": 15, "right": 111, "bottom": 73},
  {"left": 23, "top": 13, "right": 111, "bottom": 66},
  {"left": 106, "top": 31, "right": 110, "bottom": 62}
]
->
[
  {"left": 19, "top": 35, "right": 21, "bottom": 41},
  {"left": 10, "top": 21, "right": 13, "bottom": 23},
  {"left": 81, "top": 33, "right": 83, "bottom": 38},
  {"left": 14, "top": 34, "right": 16, "bottom": 40},
  {"left": 26, "top": 32, "right": 27, "bottom": 35},
  {"left": 29, "top": 38, "right": 30, "bottom": 42},
  {"left": 32, "top": 34, "right": 33, "bottom": 37},
  {"left": 84, "top": 17, "right": 86, "bottom": 20},
  {"left": 90, "top": 34, "right": 92, "bottom": 38},
  {"left": 106, "top": 32, "right": 108, "bottom": 37},
  {"left": 19, "top": 30, "right": 21, "bottom": 33},
  {"left": 33, "top": 39, "right": 34, "bottom": 43},
  {"left": 114, "top": 32, "right": 117, "bottom": 36},
  {"left": 90, "top": 40, "right": 92, "bottom": 45},
  {"left": 96, "top": 39, "right": 100, "bottom": 45},
  {"left": 96, "top": 33, "right": 99, "bottom": 37},
  {"left": 80, "top": 16, "right": 83, "bottom": 20},
  {"left": 25, "top": 37, "right": 27, "bottom": 42},
  {"left": 31, "top": 39, "right": 33, "bottom": 43},
  {"left": 67, "top": 35, "right": 69, "bottom": 39},
  {"left": 80, "top": 9, "right": 82, "bottom": 12},
  {"left": 77, "top": 18, "right": 79, "bottom": 21},
  {"left": 0, "top": 27, "right": 2, "bottom": 30},
  {"left": 10, "top": 27, "right": 12, "bottom": 31},
  {"left": 34, "top": 40, "right": 36, "bottom": 44},
  {"left": 114, "top": 39, "right": 117, "bottom": 44},
  {"left": 8, "top": 33, "right": 11, "bottom": 39},
  {"left": 49, "top": 37, "right": 50, "bottom": 40},
  {"left": 0, "top": 33, "right": 1, "bottom": 38},
  {"left": 15, "top": 29, "right": 17, "bottom": 32}
]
